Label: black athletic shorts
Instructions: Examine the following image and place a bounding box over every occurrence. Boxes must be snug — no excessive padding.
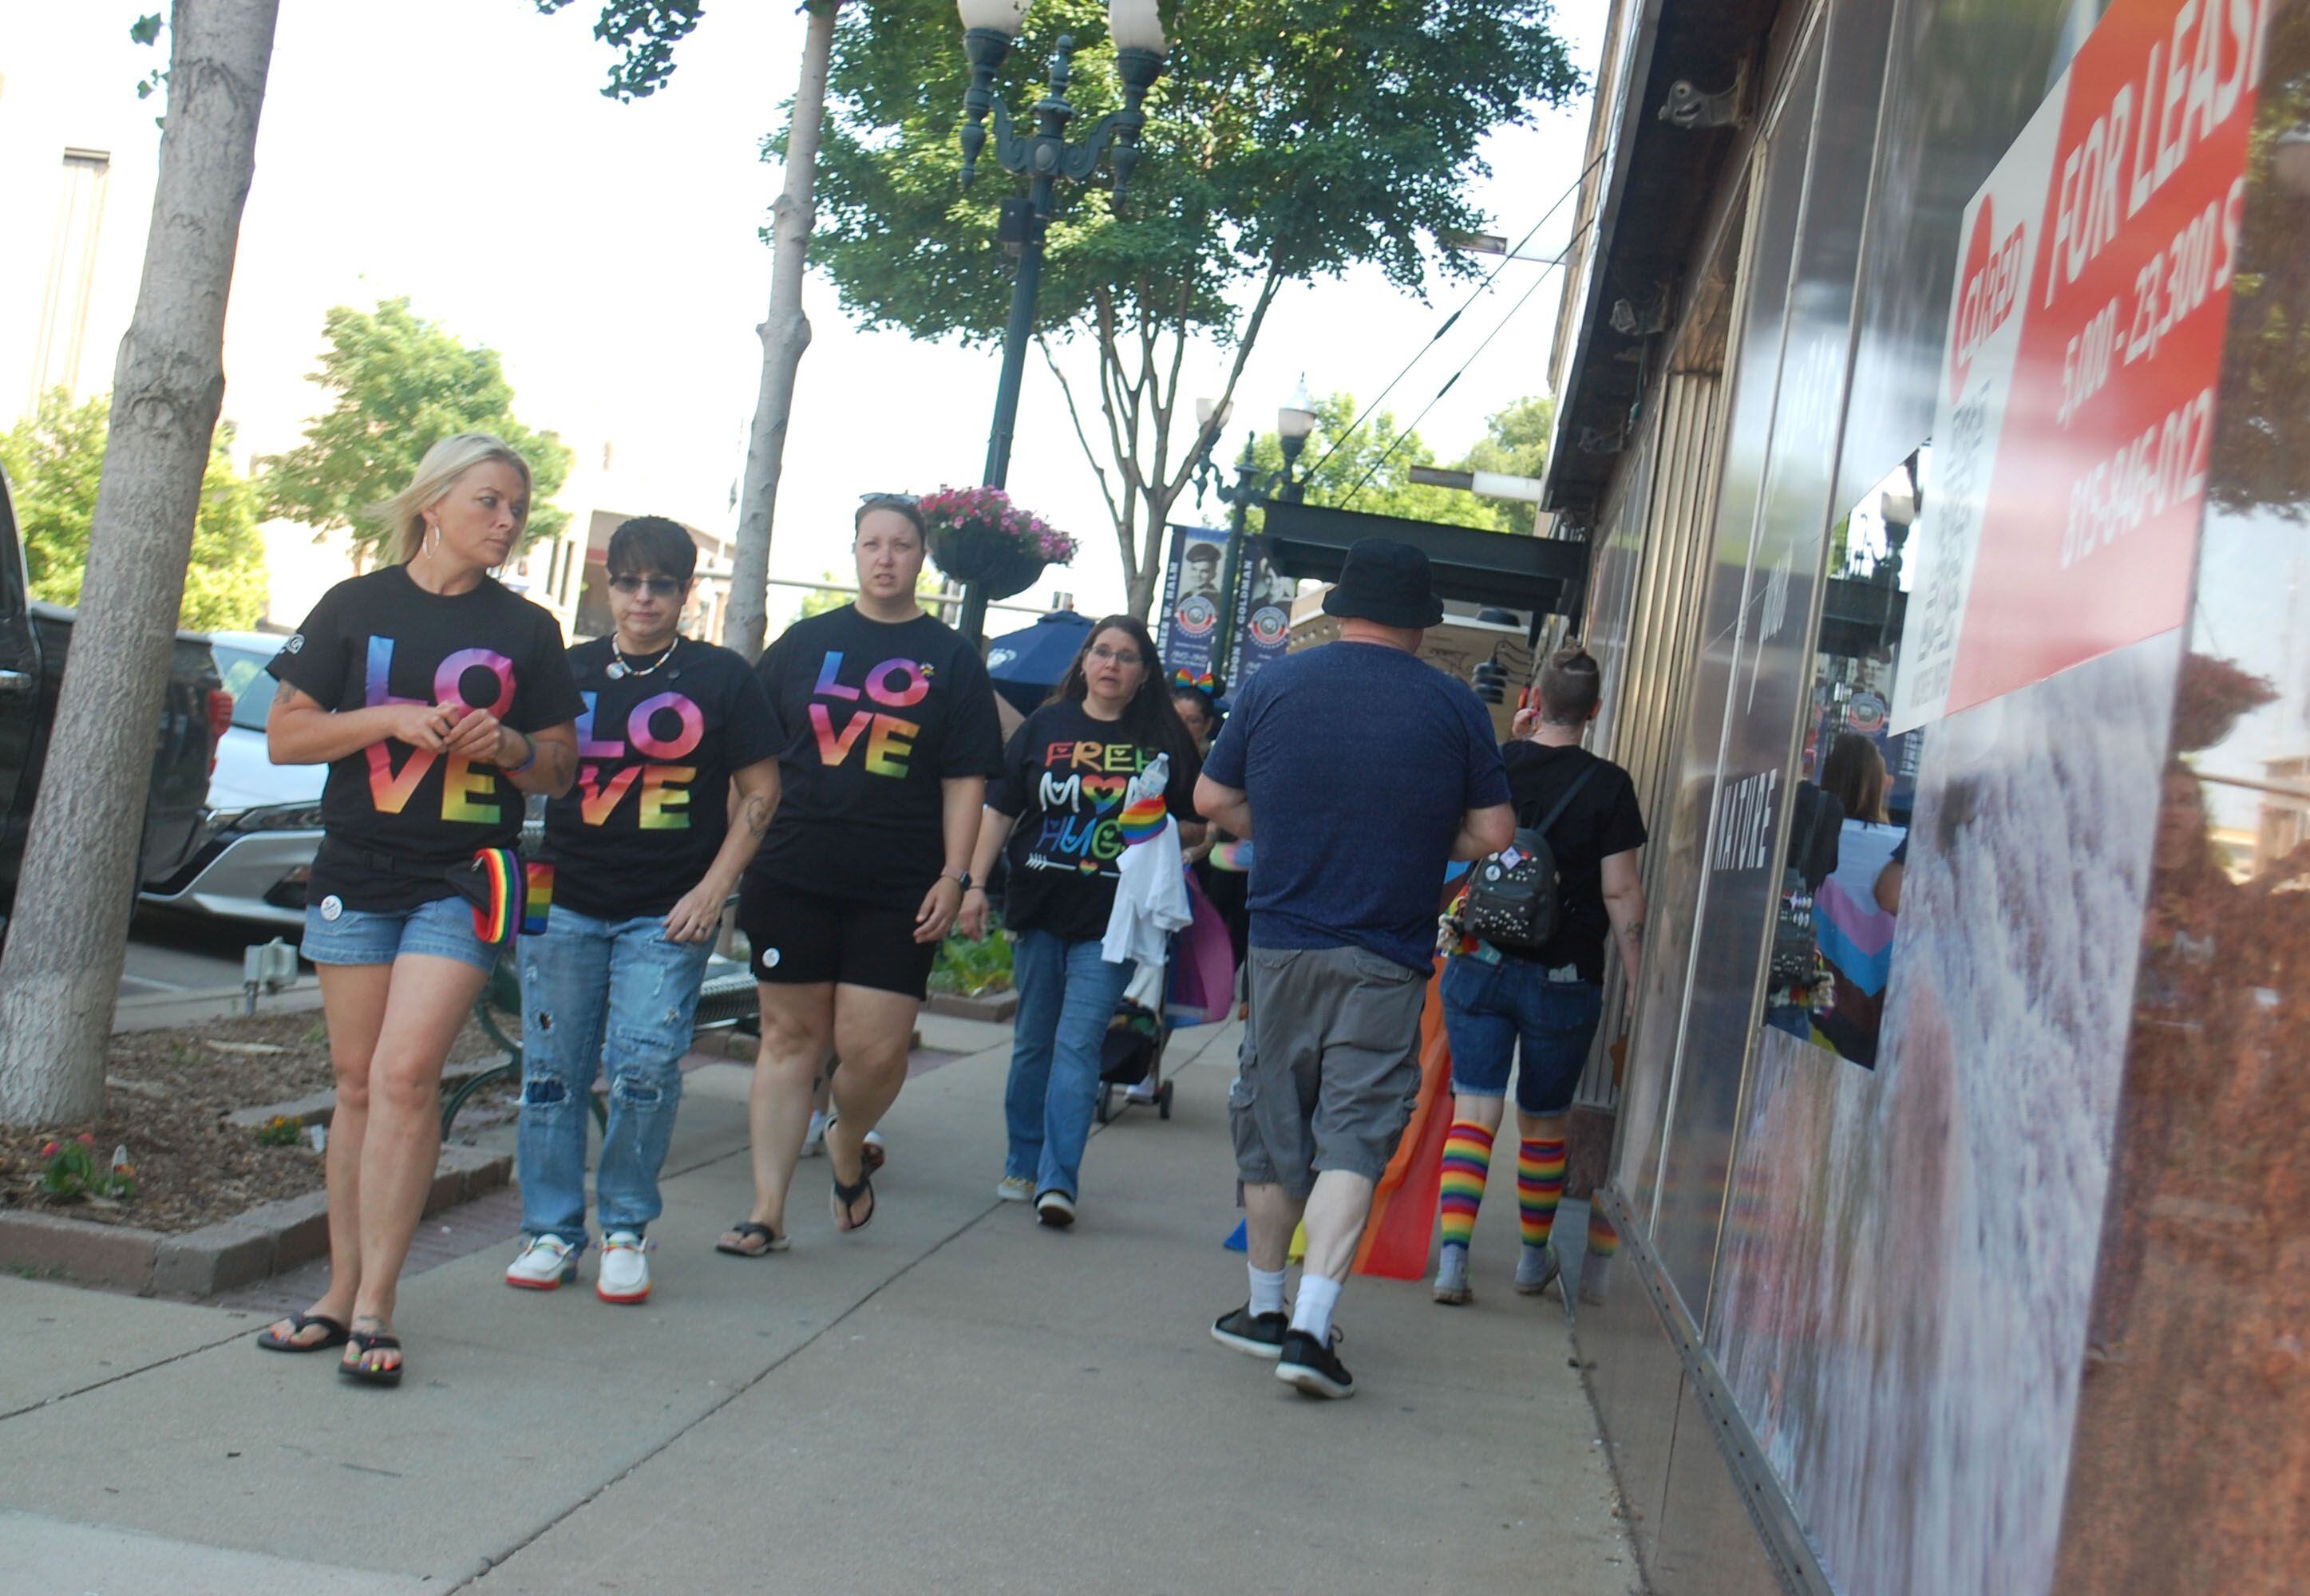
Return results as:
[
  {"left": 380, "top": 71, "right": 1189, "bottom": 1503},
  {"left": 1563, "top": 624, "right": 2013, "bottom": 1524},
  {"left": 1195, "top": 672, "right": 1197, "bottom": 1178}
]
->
[{"left": 736, "top": 876, "right": 940, "bottom": 1001}]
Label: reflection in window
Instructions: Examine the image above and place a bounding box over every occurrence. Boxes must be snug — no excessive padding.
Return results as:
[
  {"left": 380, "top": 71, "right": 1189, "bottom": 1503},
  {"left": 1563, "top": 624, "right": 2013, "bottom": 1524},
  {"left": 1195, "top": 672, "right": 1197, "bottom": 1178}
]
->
[{"left": 1764, "top": 448, "right": 1926, "bottom": 1068}]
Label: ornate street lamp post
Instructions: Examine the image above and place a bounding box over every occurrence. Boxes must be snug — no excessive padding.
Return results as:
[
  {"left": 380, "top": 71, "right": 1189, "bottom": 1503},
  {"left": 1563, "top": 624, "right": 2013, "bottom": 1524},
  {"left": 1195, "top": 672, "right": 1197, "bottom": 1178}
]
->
[
  {"left": 1192, "top": 375, "right": 1317, "bottom": 678},
  {"left": 951, "top": 0, "right": 1168, "bottom": 642}
]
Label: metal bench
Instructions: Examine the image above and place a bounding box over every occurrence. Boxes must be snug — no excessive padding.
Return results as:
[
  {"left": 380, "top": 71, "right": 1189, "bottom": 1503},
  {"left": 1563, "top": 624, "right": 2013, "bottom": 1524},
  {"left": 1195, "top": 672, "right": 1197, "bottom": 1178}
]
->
[{"left": 439, "top": 951, "right": 758, "bottom": 1136}]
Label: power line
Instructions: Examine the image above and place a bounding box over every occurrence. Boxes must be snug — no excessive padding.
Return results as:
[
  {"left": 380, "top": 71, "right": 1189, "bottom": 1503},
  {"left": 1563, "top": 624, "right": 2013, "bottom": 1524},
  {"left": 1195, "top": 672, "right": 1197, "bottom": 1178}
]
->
[
  {"left": 1338, "top": 215, "right": 1593, "bottom": 508},
  {"left": 1298, "top": 143, "right": 1608, "bottom": 487}
]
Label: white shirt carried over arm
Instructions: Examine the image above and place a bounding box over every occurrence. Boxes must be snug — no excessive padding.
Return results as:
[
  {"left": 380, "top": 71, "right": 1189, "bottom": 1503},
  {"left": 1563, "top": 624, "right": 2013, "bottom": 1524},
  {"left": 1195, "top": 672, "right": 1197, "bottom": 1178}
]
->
[{"left": 1103, "top": 753, "right": 1192, "bottom": 1009}]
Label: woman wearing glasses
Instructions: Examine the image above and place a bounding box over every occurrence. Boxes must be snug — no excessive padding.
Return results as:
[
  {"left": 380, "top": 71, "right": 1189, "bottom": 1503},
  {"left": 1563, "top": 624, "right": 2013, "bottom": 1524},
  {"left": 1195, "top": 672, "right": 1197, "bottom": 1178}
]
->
[
  {"left": 507, "top": 518, "right": 783, "bottom": 1302},
  {"left": 719, "top": 496, "right": 1003, "bottom": 1254},
  {"left": 959, "top": 616, "right": 1202, "bottom": 1227}
]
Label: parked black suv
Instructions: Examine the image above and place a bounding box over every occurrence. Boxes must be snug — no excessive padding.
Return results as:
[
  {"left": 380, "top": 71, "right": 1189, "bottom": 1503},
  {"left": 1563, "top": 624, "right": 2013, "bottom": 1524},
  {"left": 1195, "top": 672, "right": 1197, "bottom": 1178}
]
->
[{"left": 0, "top": 465, "right": 225, "bottom": 926}]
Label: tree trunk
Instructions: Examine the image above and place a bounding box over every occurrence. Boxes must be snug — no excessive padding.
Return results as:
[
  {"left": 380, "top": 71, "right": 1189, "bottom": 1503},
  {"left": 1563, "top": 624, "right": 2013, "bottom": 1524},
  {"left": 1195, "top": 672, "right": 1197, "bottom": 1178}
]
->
[
  {"left": 722, "top": 1, "right": 841, "bottom": 662},
  {"left": 0, "top": 0, "right": 279, "bottom": 1127}
]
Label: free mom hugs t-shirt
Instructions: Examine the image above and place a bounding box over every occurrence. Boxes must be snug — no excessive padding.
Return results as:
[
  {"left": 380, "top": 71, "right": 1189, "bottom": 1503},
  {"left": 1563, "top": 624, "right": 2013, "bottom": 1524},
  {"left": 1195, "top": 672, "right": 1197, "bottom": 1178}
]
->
[
  {"left": 746, "top": 605, "right": 1004, "bottom": 909},
  {"left": 269, "top": 565, "right": 584, "bottom": 913},
  {"left": 990, "top": 700, "right": 1202, "bottom": 942}
]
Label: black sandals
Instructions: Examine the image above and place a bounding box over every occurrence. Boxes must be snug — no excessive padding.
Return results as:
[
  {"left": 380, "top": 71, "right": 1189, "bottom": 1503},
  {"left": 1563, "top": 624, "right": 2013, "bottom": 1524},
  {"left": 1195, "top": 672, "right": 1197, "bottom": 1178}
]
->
[
  {"left": 715, "top": 1222, "right": 789, "bottom": 1258},
  {"left": 256, "top": 1313, "right": 349, "bottom": 1353}
]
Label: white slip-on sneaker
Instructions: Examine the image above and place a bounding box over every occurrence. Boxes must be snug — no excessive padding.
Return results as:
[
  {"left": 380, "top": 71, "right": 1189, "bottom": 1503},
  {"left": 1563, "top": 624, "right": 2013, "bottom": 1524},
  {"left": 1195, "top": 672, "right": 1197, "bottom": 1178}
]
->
[
  {"left": 1035, "top": 1189, "right": 1077, "bottom": 1229},
  {"left": 802, "top": 1109, "right": 829, "bottom": 1157},
  {"left": 995, "top": 1175, "right": 1034, "bottom": 1203},
  {"left": 596, "top": 1231, "right": 652, "bottom": 1304},
  {"left": 505, "top": 1234, "right": 579, "bottom": 1291}
]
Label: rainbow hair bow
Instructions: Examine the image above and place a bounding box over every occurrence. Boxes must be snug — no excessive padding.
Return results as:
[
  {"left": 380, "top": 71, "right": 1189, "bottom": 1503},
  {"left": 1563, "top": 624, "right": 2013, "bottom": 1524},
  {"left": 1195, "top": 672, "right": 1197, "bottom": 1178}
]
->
[{"left": 1169, "top": 667, "right": 1217, "bottom": 696}]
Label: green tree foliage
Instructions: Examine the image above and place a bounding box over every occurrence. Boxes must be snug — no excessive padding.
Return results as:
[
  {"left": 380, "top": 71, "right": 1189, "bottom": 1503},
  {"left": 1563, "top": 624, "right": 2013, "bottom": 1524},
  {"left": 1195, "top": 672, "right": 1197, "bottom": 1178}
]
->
[
  {"left": 262, "top": 299, "right": 573, "bottom": 563},
  {"left": 0, "top": 389, "right": 265, "bottom": 630},
  {"left": 535, "top": 0, "right": 710, "bottom": 101},
  {"left": 524, "top": 2, "right": 1576, "bottom": 613},
  {"left": 1461, "top": 393, "right": 1553, "bottom": 535},
  {"left": 797, "top": 2, "right": 1579, "bottom": 614},
  {"left": 1240, "top": 392, "right": 1501, "bottom": 533}
]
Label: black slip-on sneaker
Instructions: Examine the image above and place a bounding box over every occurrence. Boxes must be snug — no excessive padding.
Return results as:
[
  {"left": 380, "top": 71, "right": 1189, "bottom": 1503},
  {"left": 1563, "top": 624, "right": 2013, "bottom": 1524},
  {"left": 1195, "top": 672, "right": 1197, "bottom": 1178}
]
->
[
  {"left": 1210, "top": 1304, "right": 1290, "bottom": 1359},
  {"left": 1276, "top": 1327, "right": 1354, "bottom": 1400}
]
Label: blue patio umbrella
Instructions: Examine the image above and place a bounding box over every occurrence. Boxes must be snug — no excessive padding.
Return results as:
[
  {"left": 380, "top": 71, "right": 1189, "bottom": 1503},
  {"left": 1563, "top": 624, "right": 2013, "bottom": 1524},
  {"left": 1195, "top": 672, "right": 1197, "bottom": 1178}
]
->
[{"left": 984, "top": 609, "right": 1094, "bottom": 715}]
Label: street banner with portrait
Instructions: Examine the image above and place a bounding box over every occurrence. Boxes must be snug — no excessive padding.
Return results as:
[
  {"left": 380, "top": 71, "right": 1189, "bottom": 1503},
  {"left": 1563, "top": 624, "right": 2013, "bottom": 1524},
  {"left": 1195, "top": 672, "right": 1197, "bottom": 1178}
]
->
[
  {"left": 1890, "top": 0, "right": 2265, "bottom": 733},
  {"left": 1225, "top": 534, "right": 1295, "bottom": 688},
  {"left": 1157, "top": 524, "right": 1231, "bottom": 678}
]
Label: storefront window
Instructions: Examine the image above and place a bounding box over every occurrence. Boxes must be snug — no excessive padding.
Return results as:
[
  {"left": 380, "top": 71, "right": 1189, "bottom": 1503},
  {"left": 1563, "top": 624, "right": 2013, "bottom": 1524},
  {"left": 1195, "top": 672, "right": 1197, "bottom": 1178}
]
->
[{"left": 1762, "top": 445, "right": 1927, "bottom": 1068}]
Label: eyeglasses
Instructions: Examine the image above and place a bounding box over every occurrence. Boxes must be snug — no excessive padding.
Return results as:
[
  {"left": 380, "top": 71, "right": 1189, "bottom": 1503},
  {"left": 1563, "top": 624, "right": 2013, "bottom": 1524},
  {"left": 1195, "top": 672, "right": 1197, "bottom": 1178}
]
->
[
  {"left": 858, "top": 492, "right": 920, "bottom": 508},
  {"left": 609, "top": 574, "right": 684, "bottom": 597},
  {"left": 1087, "top": 646, "right": 1144, "bottom": 668}
]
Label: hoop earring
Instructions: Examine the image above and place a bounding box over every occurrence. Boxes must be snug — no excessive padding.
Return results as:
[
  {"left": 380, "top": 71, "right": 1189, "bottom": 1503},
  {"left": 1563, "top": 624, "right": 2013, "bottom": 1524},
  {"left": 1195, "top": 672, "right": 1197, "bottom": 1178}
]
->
[{"left": 425, "top": 523, "right": 440, "bottom": 559}]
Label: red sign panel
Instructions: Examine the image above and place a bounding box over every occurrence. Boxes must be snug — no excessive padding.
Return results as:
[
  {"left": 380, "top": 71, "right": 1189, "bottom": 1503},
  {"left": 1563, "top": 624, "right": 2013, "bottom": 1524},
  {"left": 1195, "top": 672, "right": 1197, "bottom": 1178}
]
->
[{"left": 1893, "top": 0, "right": 2266, "bottom": 733}]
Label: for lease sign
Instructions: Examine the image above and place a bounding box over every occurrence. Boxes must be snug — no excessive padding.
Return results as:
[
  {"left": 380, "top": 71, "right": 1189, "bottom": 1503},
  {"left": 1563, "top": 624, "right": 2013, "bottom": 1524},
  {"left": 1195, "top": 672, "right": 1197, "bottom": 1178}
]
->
[{"left": 1891, "top": 0, "right": 2266, "bottom": 735}]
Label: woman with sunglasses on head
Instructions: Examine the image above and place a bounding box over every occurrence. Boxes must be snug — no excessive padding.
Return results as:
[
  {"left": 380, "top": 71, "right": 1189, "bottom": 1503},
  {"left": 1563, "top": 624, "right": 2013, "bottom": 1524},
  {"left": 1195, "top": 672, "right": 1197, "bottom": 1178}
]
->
[
  {"left": 254, "top": 433, "right": 583, "bottom": 1386},
  {"left": 505, "top": 517, "right": 784, "bottom": 1303},
  {"left": 719, "top": 496, "right": 1003, "bottom": 1254},
  {"left": 959, "top": 617, "right": 1202, "bottom": 1227}
]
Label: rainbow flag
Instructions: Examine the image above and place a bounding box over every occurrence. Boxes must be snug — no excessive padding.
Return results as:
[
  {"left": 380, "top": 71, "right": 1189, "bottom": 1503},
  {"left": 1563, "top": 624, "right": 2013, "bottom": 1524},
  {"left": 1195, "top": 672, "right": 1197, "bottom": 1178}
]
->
[
  {"left": 1350, "top": 960, "right": 1454, "bottom": 1279},
  {"left": 521, "top": 862, "right": 554, "bottom": 936}
]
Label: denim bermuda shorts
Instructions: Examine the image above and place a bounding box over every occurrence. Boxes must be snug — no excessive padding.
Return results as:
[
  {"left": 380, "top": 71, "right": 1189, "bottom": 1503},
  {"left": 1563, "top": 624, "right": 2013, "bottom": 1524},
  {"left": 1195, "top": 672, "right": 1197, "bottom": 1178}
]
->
[
  {"left": 1440, "top": 951, "right": 1604, "bottom": 1116},
  {"left": 301, "top": 894, "right": 499, "bottom": 975}
]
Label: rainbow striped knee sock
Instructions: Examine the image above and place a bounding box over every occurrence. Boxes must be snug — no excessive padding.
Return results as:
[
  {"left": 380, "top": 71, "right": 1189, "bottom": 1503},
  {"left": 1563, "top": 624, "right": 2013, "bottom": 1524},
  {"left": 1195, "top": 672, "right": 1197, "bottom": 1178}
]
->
[
  {"left": 1517, "top": 1136, "right": 1567, "bottom": 1251},
  {"left": 1438, "top": 1121, "right": 1495, "bottom": 1254}
]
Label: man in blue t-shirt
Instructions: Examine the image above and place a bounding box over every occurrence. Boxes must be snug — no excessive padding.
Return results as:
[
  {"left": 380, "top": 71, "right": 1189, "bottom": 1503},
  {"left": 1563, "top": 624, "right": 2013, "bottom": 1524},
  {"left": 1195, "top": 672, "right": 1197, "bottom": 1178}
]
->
[{"left": 1196, "top": 537, "right": 1513, "bottom": 1400}]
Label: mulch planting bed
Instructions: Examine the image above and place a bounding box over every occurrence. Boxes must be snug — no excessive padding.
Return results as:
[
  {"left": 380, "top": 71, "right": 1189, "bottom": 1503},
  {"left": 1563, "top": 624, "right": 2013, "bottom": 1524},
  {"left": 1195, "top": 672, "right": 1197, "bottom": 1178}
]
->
[{"left": 0, "top": 1009, "right": 500, "bottom": 1235}]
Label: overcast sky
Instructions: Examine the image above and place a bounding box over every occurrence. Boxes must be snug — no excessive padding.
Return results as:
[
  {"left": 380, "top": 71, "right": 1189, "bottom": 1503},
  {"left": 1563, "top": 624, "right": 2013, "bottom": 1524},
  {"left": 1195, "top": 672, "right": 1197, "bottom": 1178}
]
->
[{"left": 2, "top": 2, "right": 1605, "bottom": 622}]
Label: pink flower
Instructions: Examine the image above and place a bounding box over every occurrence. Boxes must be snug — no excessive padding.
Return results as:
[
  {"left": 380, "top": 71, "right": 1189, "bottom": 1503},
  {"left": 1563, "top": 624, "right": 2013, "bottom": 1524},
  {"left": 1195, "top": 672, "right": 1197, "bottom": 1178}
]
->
[
  {"left": 76, "top": 1132, "right": 94, "bottom": 1147},
  {"left": 41, "top": 1140, "right": 58, "bottom": 1158}
]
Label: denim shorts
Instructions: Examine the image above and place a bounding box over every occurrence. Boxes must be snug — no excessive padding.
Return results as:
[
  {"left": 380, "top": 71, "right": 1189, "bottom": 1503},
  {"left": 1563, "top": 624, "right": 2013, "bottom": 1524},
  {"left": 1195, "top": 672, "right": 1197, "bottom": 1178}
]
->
[
  {"left": 300, "top": 894, "right": 500, "bottom": 974},
  {"left": 1440, "top": 951, "right": 1604, "bottom": 1116}
]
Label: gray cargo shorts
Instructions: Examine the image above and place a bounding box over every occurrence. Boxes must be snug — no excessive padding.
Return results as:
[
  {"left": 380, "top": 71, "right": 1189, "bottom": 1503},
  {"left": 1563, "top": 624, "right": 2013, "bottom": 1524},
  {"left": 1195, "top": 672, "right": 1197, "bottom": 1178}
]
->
[{"left": 1229, "top": 944, "right": 1429, "bottom": 1200}]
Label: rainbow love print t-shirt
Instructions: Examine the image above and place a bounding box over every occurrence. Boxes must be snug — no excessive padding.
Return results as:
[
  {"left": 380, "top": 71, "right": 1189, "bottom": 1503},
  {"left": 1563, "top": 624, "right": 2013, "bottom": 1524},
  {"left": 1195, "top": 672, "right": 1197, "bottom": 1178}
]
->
[
  {"left": 987, "top": 700, "right": 1202, "bottom": 942},
  {"left": 746, "top": 604, "right": 1005, "bottom": 909},
  {"left": 538, "top": 636, "right": 783, "bottom": 922},
  {"left": 268, "top": 566, "right": 584, "bottom": 912}
]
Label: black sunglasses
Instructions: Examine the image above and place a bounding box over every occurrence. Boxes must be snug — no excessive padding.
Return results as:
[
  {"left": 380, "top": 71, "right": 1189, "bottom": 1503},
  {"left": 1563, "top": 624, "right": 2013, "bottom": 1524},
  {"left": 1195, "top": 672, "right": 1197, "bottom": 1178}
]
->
[{"left": 609, "top": 574, "right": 686, "bottom": 598}]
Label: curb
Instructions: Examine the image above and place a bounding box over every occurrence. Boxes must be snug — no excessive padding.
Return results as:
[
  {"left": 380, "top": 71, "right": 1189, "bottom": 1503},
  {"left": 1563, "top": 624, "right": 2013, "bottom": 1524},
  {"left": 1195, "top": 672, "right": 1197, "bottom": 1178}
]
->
[
  {"left": 924, "top": 990, "right": 1018, "bottom": 1022},
  {"left": 0, "top": 1144, "right": 511, "bottom": 1298}
]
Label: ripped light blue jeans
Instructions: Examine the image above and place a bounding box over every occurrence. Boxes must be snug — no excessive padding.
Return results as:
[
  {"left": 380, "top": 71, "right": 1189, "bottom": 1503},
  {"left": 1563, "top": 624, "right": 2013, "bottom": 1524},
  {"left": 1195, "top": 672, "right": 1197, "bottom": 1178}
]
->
[{"left": 516, "top": 909, "right": 714, "bottom": 1242}]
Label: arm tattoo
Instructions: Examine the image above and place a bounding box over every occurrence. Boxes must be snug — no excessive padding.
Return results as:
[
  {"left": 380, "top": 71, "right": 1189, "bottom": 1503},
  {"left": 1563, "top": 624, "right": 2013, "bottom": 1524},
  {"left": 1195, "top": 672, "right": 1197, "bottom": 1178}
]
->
[{"left": 741, "top": 794, "right": 774, "bottom": 838}]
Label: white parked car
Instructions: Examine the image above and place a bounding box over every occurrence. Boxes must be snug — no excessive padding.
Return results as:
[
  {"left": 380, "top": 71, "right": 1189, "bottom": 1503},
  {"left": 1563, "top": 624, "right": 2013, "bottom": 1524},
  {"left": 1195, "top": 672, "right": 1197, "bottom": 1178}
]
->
[{"left": 140, "top": 631, "right": 323, "bottom": 926}]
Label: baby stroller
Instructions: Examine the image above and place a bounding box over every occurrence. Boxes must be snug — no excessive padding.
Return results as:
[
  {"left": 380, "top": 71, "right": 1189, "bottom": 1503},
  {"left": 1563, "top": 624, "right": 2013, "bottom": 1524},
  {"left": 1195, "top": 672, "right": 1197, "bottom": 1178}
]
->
[{"left": 1094, "top": 962, "right": 1176, "bottom": 1124}]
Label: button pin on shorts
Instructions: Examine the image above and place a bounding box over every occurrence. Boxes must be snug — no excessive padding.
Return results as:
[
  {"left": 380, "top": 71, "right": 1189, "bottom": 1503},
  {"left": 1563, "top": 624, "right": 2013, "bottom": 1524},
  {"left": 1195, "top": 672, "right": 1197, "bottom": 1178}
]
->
[
  {"left": 319, "top": 895, "right": 344, "bottom": 922},
  {"left": 761, "top": 947, "right": 781, "bottom": 968}
]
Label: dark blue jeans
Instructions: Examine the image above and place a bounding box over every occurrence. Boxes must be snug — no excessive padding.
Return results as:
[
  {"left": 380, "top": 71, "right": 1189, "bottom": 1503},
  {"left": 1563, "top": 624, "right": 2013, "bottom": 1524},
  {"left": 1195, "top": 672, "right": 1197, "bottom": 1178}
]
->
[
  {"left": 1439, "top": 951, "right": 1604, "bottom": 1116},
  {"left": 1003, "top": 930, "right": 1135, "bottom": 1201}
]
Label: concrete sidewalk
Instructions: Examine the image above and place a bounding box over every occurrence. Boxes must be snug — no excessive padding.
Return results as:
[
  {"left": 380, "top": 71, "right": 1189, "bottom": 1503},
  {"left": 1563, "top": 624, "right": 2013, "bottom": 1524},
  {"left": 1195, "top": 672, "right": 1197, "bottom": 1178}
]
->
[{"left": 0, "top": 1015, "right": 1638, "bottom": 1594}]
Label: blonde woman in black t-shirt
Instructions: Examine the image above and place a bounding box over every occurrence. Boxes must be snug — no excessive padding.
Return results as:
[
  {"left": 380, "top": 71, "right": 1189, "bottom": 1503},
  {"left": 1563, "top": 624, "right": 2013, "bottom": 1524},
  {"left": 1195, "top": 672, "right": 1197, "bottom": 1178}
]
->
[{"left": 255, "top": 434, "right": 583, "bottom": 1386}]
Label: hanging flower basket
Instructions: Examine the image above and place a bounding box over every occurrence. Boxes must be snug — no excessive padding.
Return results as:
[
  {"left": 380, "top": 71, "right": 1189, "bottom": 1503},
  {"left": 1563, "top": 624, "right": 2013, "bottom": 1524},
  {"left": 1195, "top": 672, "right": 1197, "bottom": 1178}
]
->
[{"left": 920, "top": 486, "right": 1078, "bottom": 602}]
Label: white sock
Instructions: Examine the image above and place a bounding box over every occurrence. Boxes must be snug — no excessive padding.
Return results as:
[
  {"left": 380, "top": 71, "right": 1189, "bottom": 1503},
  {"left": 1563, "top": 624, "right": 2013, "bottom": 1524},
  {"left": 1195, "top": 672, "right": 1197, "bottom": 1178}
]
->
[
  {"left": 1248, "top": 1264, "right": 1287, "bottom": 1317},
  {"left": 1290, "top": 1274, "right": 1342, "bottom": 1339}
]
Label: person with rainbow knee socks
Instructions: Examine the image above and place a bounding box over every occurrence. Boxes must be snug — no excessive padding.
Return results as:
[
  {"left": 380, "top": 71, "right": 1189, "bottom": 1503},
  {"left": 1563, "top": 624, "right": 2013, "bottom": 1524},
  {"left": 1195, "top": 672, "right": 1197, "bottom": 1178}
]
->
[{"left": 1433, "top": 647, "right": 1647, "bottom": 1306}]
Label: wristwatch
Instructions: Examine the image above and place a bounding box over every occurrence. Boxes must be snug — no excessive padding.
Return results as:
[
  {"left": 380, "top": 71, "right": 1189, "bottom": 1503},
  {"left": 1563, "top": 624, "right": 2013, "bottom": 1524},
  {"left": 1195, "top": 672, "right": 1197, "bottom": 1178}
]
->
[{"left": 941, "top": 867, "right": 974, "bottom": 891}]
